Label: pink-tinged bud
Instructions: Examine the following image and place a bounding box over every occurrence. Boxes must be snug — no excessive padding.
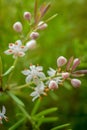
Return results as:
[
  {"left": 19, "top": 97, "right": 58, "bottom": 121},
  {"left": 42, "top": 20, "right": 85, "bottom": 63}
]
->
[
  {"left": 57, "top": 56, "right": 67, "bottom": 67},
  {"left": 38, "top": 21, "right": 48, "bottom": 30},
  {"left": 71, "top": 79, "right": 81, "bottom": 88},
  {"left": 62, "top": 72, "right": 70, "bottom": 79},
  {"left": 23, "top": 11, "right": 31, "bottom": 21},
  {"left": 72, "top": 58, "right": 80, "bottom": 71},
  {"left": 13, "top": 22, "right": 22, "bottom": 32},
  {"left": 73, "top": 58, "right": 80, "bottom": 64},
  {"left": 30, "top": 32, "right": 39, "bottom": 39},
  {"left": 48, "top": 80, "right": 58, "bottom": 90},
  {"left": 26, "top": 40, "right": 36, "bottom": 50}
]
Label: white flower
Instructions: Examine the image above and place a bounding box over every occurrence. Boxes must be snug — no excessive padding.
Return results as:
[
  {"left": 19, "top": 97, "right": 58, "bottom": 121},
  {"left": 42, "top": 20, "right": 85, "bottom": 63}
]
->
[
  {"left": 4, "top": 40, "right": 27, "bottom": 58},
  {"left": 30, "top": 82, "right": 45, "bottom": 101},
  {"left": 22, "top": 65, "right": 46, "bottom": 83},
  {"left": 0, "top": 106, "right": 8, "bottom": 124},
  {"left": 47, "top": 68, "right": 56, "bottom": 77},
  {"left": 47, "top": 67, "right": 62, "bottom": 85}
]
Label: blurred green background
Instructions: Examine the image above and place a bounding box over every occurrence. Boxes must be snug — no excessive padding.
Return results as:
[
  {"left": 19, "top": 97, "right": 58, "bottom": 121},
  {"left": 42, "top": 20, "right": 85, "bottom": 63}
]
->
[{"left": 0, "top": 0, "right": 87, "bottom": 130}]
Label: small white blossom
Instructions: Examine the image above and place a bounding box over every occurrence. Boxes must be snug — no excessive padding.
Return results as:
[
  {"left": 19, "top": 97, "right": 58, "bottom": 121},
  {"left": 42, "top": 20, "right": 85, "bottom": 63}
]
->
[
  {"left": 0, "top": 106, "right": 8, "bottom": 124},
  {"left": 4, "top": 40, "right": 27, "bottom": 58},
  {"left": 47, "top": 67, "right": 62, "bottom": 84},
  {"left": 30, "top": 82, "right": 45, "bottom": 101},
  {"left": 22, "top": 65, "right": 46, "bottom": 83}
]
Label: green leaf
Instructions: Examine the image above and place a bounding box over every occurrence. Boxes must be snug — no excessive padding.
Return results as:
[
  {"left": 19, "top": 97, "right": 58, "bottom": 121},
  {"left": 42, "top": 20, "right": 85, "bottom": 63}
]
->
[
  {"left": 9, "top": 117, "right": 26, "bottom": 130},
  {"left": 35, "top": 107, "right": 58, "bottom": 117},
  {"left": 31, "top": 98, "right": 41, "bottom": 116},
  {"left": 37, "top": 117, "right": 58, "bottom": 127},
  {"left": 37, "top": 117, "right": 58, "bottom": 122},
  {"left": 17, "top": 105, "right": 31, "bottom": 121},
  {"left": 7, "top": 91, "right": 25, "bottom": 107},
  {"left": 2, "top": 66, "right": 15, "bottom": 77},
  {"left": 51, "top": 123, "right": 70, "bottom": 130}
]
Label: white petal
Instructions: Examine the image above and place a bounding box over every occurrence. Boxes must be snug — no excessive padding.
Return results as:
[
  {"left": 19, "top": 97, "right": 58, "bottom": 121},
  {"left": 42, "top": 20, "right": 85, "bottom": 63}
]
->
[
  {"left": 30, "top": 65, "right": 36, "bottom": 70},
  {"left": 36, "top": 66, "right": 43, "bottom": 71},
  {"left": 30, "top": 92, "right": 39, "bottom": 101},
  {"left": 47, "top": 67, "right": 56, "bottom": 76},
  {"left": 18, "top": 52, "right": 25, "bottom": 57},
  {"left": 26, "top": 75, "right": 32, "bottom": 83},
  {"left": 2, "top": 106, "right": 6, "bottom": 115},
  {"left": 38, "top": 72, "right": 46, "bottom": 79},
  {"left": 4, "top": 49, "right": 13, "bottom": 55},
  {"left": 26, "top": 40, "right": 36, "bottom": 50},
  {"left": 20, "top": 46, "right": 28, "bottom": 52},
  {"left": 15, "top": 40, "right": 22, "bottom": 47},
  {"left": 9, "top": 43, "right": 15, "bottom": 49},
  {"left": 21, "top": 70, "right": 30, "bottom": 75},
  {"left": 30, "top": 91, "right": 38, "bottom": 97},
  {"left": 32, "top": 95, "right": 39, "bottom": 102}
]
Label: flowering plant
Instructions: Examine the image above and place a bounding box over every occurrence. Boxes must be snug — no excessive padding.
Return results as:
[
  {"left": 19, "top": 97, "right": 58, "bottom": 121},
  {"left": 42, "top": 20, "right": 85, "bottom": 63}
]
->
[{"left": 0, "top": 0, "right": 87, "bottom": 130}]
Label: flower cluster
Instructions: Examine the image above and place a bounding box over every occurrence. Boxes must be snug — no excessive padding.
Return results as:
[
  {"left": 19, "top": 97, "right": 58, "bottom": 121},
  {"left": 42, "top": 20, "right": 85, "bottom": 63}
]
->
[
  {"left": 1, "top": 1, "right": 87, "bottom": 127},
  {"left": 4, "top": 8, "right": 48, "bottom": 59},
  {"left": 22, "top": 56, "right": 87, "bottom": 101}
]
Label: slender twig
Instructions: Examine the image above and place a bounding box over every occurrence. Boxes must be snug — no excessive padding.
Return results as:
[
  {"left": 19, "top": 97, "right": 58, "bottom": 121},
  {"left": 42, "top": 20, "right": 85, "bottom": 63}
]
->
[{"left": 7, "top": 58, "right": 18, "bottom": 85}]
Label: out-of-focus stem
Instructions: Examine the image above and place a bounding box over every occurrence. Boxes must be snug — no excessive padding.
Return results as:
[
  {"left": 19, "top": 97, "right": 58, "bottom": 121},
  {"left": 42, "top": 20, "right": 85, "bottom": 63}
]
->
[
  {"left": 7, "top": 58, "right": 18, "bottom": 85},
  {"left": 34, "top": 0, "right": 39, "bottom": 24}
]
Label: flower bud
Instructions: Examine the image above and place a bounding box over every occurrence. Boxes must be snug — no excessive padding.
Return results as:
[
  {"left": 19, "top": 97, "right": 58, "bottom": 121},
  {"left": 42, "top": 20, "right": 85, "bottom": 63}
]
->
[
  {"left": 13, "top": 22, "right": 22, "bottom": 32},
  {"left": 62, "top": 72, "right": 70, "bottom": 79},
  {"left": 30, "top": 32, "right": 39, "bottom": 39},
  {"left": 26, "top": 40, "right": 36, "bottom": 50},
  {"left": 48, "top": 80, "right": 58, "bottom": 90},
  {"left": 23, "top": 11, "right": 31, "bottom": 21},
  {"left": 38, "top": 21, "right": 48, "bottom": 30},
  {"left": 57, "top": 56, "right": 67, "bottom": 67},
  {"left": 72, "top": 58, "right": 80, "bottom": 71},
  {"left": 71, "top": 79, "right": 81, "bottom": 88}
]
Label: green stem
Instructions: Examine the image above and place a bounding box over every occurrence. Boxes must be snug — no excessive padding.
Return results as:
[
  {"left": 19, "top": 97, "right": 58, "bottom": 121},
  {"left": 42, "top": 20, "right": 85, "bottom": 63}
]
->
[
  {"left": 17, "top": 104, "right": 31, "bottom": 121},
  {"left": 9, "top": 117, "right": 26, "bottom": 130},
  {"left": 11, "top": 82, "right": 33, "bottom": 90},
  {"left": 34, "top": 0, "right": 39, "bottom": 24},
  {"left": 11, "top": 74, "right": 62, "bottom": 90},
  {"left": 31, "top": 98, "right": 41, "bottom": 116},
  {"left": 0, "top": 56, "right": 3, "bottom": 90},
  {"left": 45, "top": 13, "right": 58, "bottom": 23},
  {"left": 7, "top": 58, "right": 18, "bottom": 85},
  {"left": 51, "top": 123, "right": 70, "bottom": 130}
]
